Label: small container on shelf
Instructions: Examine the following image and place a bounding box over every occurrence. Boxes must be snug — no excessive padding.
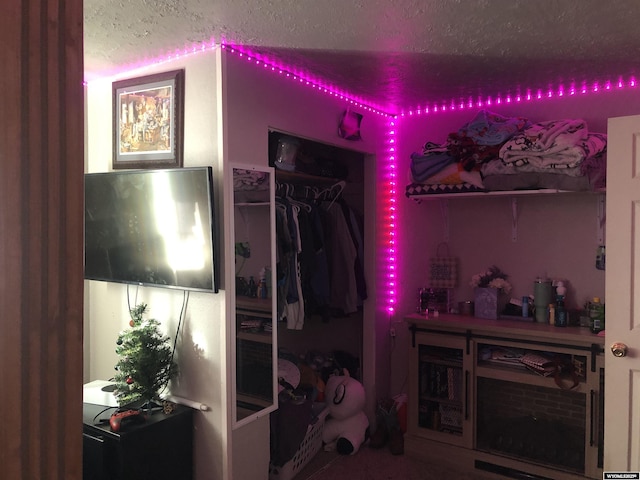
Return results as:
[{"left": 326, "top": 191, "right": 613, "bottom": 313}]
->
[
  {"left": 555, "top": 295, "right": 567, "bottom": 327},
  {"left": 589, "top": 297, "right": 605, "bottom": 334}
]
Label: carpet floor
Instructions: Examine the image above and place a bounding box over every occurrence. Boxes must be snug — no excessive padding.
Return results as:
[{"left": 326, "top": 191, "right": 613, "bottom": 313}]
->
[{"left": 294, "top": 444, "right": 494, "bottom": 480}]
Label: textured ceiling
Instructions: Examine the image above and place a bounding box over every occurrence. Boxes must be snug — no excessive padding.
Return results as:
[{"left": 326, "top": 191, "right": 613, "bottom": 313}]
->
[{"left": 84, "top": 0, "right": 640, "bottom": 113}]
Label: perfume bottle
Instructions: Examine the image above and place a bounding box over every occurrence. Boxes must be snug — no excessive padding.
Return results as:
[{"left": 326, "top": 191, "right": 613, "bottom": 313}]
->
[
  {"left": 555, "top": 295, "right": 567, "bottom": 327},
  {"left": 248, "top": 276, "right": 257, "bottom": 297}
]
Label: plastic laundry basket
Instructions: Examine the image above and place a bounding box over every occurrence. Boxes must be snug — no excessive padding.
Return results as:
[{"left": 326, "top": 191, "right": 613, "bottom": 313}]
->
[{"left": 269, "top": 403, "right": 328, "bottom": 480}]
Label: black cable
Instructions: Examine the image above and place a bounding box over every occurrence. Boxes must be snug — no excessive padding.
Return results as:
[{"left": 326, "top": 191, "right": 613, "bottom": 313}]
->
[
  {"left": 92, "top": 406, "right": 119, "bottom": 425},
  {"left": 126, "top": 284, "right": 139, "bottom": 313},
  {"left": 171, "top": 290, "right": 189, "bottom": 364}
]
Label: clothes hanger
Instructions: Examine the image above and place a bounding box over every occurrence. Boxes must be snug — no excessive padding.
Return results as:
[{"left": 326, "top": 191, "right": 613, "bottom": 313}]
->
[{"left": 326, "top": 181, "right": 346, "bottom": 210}]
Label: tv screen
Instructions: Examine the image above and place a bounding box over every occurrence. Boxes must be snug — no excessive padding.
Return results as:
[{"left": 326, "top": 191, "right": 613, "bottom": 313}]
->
[{"left": 84, "top": 167, "right": 218, "bottom": 293}]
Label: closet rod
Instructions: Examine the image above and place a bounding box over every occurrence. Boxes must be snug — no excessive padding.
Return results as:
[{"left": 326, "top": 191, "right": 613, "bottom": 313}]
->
[{"left": 275, "top": 180, "right": 346, "bottom": 201}]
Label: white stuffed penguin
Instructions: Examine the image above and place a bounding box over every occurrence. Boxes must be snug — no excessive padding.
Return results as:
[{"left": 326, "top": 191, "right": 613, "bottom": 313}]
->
[{"left": 322, "top": 369, "right": 369, "bottom": 455}]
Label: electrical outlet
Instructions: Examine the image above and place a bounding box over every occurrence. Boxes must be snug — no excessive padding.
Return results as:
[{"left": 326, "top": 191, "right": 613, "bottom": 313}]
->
[{"left": 389, "top": 327, "right": 396, "bottom": 337}]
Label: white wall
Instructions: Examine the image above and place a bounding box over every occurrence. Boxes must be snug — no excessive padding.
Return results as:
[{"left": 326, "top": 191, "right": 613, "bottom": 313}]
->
[
  {"left": 85, "top": 49, "right": 229, "bottom": 480},
  {"left": 84, "top": 44, "right": 639, "bottom": 479},
  {"left": 86, "top": 46, "right": 392, "bottom": 480},
  {"left": 389, "top": 88, "right": 640, "bottom": 395},
  {"left": 221, "top": 49, "right": 389, "bottom": 479}
]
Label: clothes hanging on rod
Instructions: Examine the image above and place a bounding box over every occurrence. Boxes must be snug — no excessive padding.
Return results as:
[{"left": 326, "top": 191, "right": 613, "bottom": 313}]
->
[
  {"left": 275, "top": 180, "right": 346, "bottom": 203},
  {"left": 275, "top": 182, "right": 366, "bottom": 329}
]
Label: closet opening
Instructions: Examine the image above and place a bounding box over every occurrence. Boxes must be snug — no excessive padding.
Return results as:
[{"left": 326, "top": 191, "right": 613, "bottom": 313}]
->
[{"left": 268, "top": 129, "right": 367, "bottom": 382}]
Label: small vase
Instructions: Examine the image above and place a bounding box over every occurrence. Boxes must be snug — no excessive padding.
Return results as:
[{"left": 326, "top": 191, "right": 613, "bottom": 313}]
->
[{"left": 474, "top": 287, "right": 508, "bottom": 319}]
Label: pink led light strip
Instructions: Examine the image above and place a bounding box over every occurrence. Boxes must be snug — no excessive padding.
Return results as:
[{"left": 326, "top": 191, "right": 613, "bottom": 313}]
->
[
  {"left": 399, "top": 78, "right": 638, "bottom": 117},
  {"left": 94, "top": 40, "right": 400, "bottom": 314},
  {"left": 95, "top": 40, "right": 638, "bottom": 315},
  {"left": 383, "top": 118, "right": 397, "bottom": 314},
  {"left": 222, "top": 43, "right": 399, "bottom": 314},
  {"left": 221, "top": 43, "right": 392, "bottom": 117}
]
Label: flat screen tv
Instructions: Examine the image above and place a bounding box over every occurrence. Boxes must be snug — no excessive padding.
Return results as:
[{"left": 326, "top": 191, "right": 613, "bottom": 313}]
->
[{"left": 84, "top": 167, "right": 218, "bottom": 293}]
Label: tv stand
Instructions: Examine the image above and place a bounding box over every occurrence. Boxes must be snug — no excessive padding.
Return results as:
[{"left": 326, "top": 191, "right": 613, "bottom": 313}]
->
[
  {"left": 82, "top": 402, "right": 193, "bottom": 480},
  {"left": 405, "top": 313, "right": 604, "bottom": 480}
]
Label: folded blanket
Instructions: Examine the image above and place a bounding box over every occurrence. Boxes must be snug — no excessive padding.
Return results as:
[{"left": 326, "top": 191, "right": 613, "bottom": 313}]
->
[
  {"left": 482, "top": 159, "right": 586, "bottom": 177},
  {"left": 482, "top": 172, "right": 592, "bottom": 192},
  {"left": 447, "top": 132, "right": 502, "bottom": 170},
  {"left": 410, "top": 143, "right": 457, "bottom": 183},
  {"left": 580, "top": 132, "right": 608, "bottom": 159},
  {"left": 457, "top": 109, "right": 530, "bottom": 146},
  {"left": 406, "top": 182, "right": 485, "bottom": 197},
  {"left": 411, "top": 161, "right": 484, "bottom": 188},
  {"left": 500, "top": 119, "right": 591, "bottom": 168},
  {"left": 580, "top": 148, "right": 607, "bottom": 190}
]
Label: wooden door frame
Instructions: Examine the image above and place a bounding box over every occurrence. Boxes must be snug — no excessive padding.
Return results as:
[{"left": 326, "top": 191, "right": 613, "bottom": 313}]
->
[{"left": 1, "top": 0, "right": 84, "bottom": 478}]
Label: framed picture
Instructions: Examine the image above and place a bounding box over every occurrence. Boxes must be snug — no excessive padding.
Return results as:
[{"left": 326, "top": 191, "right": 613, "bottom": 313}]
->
[{"left": 112, "top": 69, "right": 185, "bottom": 169}]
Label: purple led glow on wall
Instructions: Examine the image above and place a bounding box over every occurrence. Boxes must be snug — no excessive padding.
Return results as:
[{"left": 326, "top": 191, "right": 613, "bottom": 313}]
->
[
  {"left": 399, "top": 76, "right": 638, "bottom": 117},
  {"left": 222, "top": 43, "right": 400, "bottom": 314},
  {"left": 221, "top": 43, "right": 392, "bottom": 117},
  {"left": 382, "top": 118, "right": 398, "bottom": 314},
  {"left": 89, "top": 39, "right": 401, "bottom": 314},
  {"left": 87, "top": 38, "right": 638, "bottom": 316},
  {"left": 84, "top": 39, "right": 220, "bottom": 83}
]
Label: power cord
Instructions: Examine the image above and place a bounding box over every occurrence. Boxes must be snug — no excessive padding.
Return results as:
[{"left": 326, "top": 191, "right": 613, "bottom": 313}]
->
[{"left": 92, "top": 406, "right": 119, "bottom": 426}]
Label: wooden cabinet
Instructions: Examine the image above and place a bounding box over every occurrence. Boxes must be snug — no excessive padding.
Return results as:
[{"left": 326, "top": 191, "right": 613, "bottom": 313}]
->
[
  {"left": 408, "top": 331, "right": 472, "bottom": 448},
  {"left": 405, "top": 313, "right": 604, "bottom": 480},
  {"left": 82, "top": 403, "right": 193, "bottom": 480}
]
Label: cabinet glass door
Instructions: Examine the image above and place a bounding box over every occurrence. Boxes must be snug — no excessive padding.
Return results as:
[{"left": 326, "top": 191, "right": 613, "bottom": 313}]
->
[
  {"left": 409, "top": 332, "right": 472, "bottom": 447},
  {"left": 229, "top": 164, "right": 277, "bottom": 428}
]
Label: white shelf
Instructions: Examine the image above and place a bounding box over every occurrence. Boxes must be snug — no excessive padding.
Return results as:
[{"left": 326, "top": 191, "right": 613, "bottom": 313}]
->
[
  {"left": 409, "top": 188, "right": 604, "bottom": 201},
  {"left": 235, "top": 202, "right": 270, "bottom": 207},
  {"left": 409, "top": 188, "right": 606, "bottom": 243}
]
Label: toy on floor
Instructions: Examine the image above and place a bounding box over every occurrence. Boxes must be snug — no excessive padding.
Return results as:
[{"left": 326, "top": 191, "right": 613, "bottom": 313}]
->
[{"left": 322, "top": 369, "right": 369, "bottom": 455}]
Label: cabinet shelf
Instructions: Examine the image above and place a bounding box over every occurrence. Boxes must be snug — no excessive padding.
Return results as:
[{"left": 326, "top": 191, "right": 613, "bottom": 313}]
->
[
  {"left": 419, "top": 356, "right": 462, "bottom": 368},
  {"left": 236, "top": 296, "right": 272, "bottom": 314},
  {"left": 475, "top": 364, "right": 586, "bottom": 391},
  {"left": 407, "top": 315, "right": 604, "bottom": 479},
  {"left": 420, "top": 394, "right": 462, "bottom": 407},
  {"left": 237, "top": 331, "right": 272, "bottom": 344}
]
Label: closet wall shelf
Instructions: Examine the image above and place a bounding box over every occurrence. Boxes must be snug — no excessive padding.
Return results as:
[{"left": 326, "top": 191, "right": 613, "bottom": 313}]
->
[
  {"left": 409, "top": 187, "right": 605, "bottom": 202},
  {"left": 275, "top": 170, "right": 343, "bottom": 185},
  {"left": 416, "top": 188, "right": 606, "bottom": 244},
  {"left": 236, "top": 296, "right": 272, "bottom": 314},
  {"left": 235, "top": 202, "right": 270, "bottom": 207},
  {"left": 237, "top": 331, "right": 272, "bottom": 344}
]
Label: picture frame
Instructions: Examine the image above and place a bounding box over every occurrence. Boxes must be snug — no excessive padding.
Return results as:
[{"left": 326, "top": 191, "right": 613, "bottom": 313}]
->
[{"left": 112, "top": 69, "right": 185, "bottom": 169}]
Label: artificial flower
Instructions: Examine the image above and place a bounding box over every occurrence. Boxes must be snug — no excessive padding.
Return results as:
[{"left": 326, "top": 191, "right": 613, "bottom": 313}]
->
[{"left": 470, "top": 265, "right": 512, "bottom": 294}]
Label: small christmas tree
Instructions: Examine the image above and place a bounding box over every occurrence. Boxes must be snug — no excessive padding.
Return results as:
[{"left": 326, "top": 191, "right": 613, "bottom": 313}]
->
[{"left": 113, "top": 303, "right": 178, "bottom": 409}]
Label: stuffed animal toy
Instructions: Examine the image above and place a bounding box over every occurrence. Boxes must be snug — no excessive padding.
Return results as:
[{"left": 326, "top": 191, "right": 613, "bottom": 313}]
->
[{"left": 322, "top": 369, "right": 369, "bottom": 455}]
